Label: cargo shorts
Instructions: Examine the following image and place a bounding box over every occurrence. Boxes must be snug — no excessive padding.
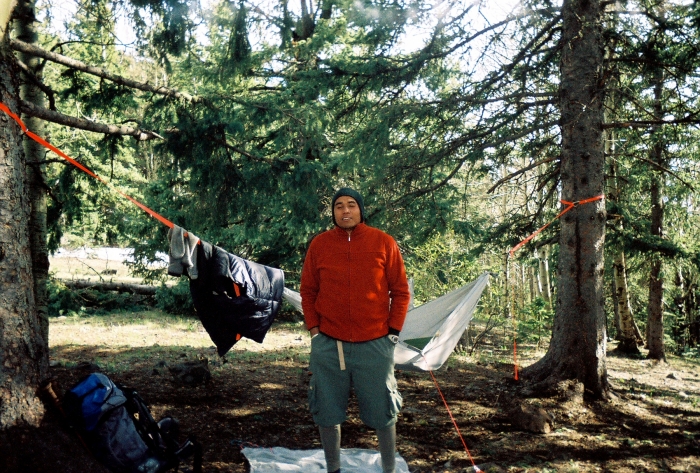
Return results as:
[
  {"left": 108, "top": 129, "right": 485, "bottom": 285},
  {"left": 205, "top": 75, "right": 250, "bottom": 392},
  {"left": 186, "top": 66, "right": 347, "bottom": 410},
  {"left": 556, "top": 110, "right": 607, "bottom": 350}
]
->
[{"left": 308, "top": 333, "right": 402, "bottom": 429}]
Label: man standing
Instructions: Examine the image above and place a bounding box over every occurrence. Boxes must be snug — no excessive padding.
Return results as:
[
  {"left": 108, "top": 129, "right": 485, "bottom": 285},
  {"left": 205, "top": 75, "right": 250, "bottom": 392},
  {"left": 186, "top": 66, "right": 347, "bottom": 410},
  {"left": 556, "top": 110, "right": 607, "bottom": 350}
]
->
[{"left": 301, "top": 188, "right": 411, "bottom": 473}]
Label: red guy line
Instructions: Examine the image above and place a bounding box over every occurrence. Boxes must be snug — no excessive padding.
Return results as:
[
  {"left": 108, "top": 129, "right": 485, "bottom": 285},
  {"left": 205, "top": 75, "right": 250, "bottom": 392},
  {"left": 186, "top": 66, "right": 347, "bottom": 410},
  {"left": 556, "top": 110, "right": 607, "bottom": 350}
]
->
[
  {"left": 508, "top": 193, "right": 604, "bottom": 380},
  {"left": 509, "top": 195, "right": 604, "bottom": 258},
  {"left": 427, "top": 369, "right": 482, "bottom": 472},
  {"left": 0, "top": 102, "right": 175, "bottom": 229}
]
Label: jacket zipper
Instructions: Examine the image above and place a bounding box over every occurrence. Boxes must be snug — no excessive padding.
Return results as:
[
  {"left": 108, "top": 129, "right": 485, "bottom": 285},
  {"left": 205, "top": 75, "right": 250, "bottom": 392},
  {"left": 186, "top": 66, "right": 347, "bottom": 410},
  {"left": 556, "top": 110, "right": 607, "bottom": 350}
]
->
[{"left": 347, "top": 231, "right": 352, "bottom": 340}]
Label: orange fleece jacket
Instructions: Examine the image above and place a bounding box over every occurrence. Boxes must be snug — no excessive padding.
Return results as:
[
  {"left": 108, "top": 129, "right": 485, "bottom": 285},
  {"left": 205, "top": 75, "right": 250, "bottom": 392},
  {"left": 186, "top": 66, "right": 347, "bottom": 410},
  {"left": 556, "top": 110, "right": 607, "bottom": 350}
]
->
[{"left": 300, "top": 223, "right": 410, "bottom": 342}]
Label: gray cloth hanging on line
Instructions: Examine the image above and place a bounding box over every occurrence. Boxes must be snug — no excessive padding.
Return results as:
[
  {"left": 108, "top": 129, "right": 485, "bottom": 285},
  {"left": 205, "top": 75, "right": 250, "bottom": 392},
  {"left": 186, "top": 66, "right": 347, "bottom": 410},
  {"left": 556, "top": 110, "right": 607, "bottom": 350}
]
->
[{"left": 167, "top": 225, "right": 200, "bottom": 279}]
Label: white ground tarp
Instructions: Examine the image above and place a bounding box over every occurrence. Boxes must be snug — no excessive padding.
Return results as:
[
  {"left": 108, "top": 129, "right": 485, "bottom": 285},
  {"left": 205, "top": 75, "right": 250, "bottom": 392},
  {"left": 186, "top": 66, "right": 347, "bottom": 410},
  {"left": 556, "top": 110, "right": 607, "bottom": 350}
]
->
[
  {"left": 282, "top": 272, "right": 490, "bottom": 372},
  {"left": 242, "top": 447, "right": 410, "bottom": 473}
]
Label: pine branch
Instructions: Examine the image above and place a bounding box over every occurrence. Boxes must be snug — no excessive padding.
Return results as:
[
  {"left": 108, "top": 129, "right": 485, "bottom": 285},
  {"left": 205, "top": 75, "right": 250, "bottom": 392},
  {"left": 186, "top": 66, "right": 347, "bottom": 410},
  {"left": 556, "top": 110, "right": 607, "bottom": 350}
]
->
[
  {"left": 631, "top": 154, "right": 695, "bottom": 191},
  {"left": 15, "top": 58, "right": 56, "bottom": 110},
  {"left": 20, "top": 100, "right": 163, "bottom": 141},
  {"left": 487, "top": 156, "right": 558, "bottom": 194},
  {"left": 11, "top": 39, "right": 195, "bottom": 101},
  {"left": 603, "top": 116, "right": 700, "bottom": 128},
  {"left": 393, "top": 120, "right": 559, "bottom": 205}
]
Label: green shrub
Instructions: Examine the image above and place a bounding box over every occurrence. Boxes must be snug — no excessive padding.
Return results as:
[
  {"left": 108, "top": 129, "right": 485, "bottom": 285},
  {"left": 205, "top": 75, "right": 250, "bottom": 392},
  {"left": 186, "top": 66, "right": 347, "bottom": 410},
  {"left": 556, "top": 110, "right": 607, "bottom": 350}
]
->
[
  {"left": 155, "top": 279, "right": 195, "bottom": 315},
  {"left": 518, "top": 297, "right": 554, "bottom": 346}
]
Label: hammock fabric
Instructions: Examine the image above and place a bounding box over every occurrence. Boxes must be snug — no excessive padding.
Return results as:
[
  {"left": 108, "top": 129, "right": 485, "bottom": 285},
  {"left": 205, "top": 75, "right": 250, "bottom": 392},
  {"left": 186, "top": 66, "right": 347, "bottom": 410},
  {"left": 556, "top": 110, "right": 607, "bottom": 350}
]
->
[{"left": 282, "top": 272, "right": 489, "bottom": 372}]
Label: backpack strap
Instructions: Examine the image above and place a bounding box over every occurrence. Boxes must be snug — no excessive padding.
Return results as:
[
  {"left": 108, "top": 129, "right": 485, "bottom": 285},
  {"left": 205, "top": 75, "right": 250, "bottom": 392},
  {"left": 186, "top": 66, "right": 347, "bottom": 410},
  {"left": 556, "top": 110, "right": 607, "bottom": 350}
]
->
[
  {"left": 123, "top": 390, "right": 162, "bottom": 445},
  {"left": 122, "top": 387, "right": 201, "bottom": 472},
  {"left": 175, "top": 436, "right": 202, "bottom": 473}
]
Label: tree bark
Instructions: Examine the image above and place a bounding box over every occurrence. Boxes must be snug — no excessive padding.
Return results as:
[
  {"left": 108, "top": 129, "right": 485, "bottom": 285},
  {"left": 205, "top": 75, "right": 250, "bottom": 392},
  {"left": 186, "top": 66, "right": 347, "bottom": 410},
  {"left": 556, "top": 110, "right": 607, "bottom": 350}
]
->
[
  {"left": 647, "top": 62, "right": 666, "bottom": 361},
  {"left": 613, "top": 252, "right": 641, "bottom": 354},
  {"left": 14, "top": 0, "right": 49, "bottom": 351},
  {"left": 0, "top": 3, "right": 48, "bottom": 428},
  {"left": 521, "top": 0, "right": 609, "bottom": 398}
]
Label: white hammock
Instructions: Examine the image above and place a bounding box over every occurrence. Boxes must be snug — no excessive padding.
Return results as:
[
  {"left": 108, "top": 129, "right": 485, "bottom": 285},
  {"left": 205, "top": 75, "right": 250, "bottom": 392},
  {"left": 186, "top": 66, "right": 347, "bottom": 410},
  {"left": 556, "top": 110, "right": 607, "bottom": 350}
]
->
[{"left": 282, "top": 272, "right": 490, "bottom": 372}]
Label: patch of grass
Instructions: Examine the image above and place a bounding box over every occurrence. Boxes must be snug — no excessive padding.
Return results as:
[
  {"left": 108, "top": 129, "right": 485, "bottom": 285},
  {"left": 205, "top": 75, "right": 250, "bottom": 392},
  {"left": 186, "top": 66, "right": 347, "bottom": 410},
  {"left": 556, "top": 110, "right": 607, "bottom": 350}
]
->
[
  {"left": 51, "top": 310, "right": 214, "bottom": 349},
  {"left": 50, "top": 310, "right": 312, "bottom": 371}
]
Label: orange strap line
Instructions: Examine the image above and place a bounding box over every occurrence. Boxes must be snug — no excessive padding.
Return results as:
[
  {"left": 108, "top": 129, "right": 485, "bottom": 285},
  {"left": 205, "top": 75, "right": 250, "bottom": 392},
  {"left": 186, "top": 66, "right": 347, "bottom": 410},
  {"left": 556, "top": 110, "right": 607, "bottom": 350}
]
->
[
  {"left": 0, "top": 102, "right": 247, "bottom": 297},
  {"left": 508, "top": 194, "right": 605, "bottom": 258},
  {"left": 428, "top": 369, "right": 481, "bottom": 472},
  {"left": 508, "top": 193, "right": 604, "bottom": 380},
  {"left": 0, "top": 102, "right": 175, "bottom": 229}
]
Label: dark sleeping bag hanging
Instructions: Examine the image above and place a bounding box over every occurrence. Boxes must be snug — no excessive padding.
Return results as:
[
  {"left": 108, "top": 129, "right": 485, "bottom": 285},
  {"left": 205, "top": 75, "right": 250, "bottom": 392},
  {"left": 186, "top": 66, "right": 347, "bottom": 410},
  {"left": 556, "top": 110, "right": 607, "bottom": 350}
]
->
[{"left": 189, "top": 240, "right": 285, "bottom": 356}]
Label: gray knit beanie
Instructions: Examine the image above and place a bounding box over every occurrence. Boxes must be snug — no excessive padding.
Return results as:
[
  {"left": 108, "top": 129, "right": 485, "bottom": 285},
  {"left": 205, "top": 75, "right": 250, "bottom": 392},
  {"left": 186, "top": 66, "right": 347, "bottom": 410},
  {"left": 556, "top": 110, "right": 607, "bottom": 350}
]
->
[{"left": 331, "top": 187, "right": 365, "bottom": 226}]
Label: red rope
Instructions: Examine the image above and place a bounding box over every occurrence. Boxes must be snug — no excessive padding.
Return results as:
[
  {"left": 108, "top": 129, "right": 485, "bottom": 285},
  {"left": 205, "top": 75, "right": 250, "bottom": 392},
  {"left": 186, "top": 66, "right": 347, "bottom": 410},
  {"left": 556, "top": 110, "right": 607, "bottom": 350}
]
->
[
  {"left": 427, "top": 369, "right": 482, "bottom": 472},
  {"left": 0, "top": 102, "right": 175, "bottom": 229},
  {"left": 0, "top": 102, "right": 251, "bottom": 295},
  {"left": 508, "top": 195, "right": 604, "bottom": 258},
  {"left": 507, "top": 194, "right": 605, "bottom": 379}
]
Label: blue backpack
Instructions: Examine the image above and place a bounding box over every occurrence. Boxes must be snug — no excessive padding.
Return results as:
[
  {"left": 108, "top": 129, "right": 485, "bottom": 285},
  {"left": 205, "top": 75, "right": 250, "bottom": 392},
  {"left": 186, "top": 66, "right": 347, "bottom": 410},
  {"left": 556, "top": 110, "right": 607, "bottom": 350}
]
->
[{"left": 63, "top": 373, "right": 202, "bottom": 473}]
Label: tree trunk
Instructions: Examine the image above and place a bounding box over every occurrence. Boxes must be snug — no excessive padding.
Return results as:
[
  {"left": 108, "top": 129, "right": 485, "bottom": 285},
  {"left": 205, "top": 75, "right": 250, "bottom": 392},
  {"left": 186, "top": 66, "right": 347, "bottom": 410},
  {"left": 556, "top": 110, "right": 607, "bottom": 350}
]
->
[
  {"left": 505, "top": 252, "right": 512, "bottom": 320},
  {"left": 533, "top": 248, "right": 543, "bottom": 299},
  {"left": 0, "top": 4, "right": 48, "bottom": 428},
  {"left": 611, "top": 277, "right": 621, "bottom": 337},
  {"left": 0, "top": 9, "right": 113, "bottom": 472},
  {"left": 648, "top": 256, "right": 664, "bottom": 359},
  {"left": 607, "top": 125, "right": 640, "bottom": 352},
  {"left": 675, "top": 269, "right": 690, "bottom": 351},
  {"left": 613, "top": 252, "right": 641, "bottom": 354},
  {"left": 647, "top": 68, "right": 666, "bottom": 361},
  {"left": 690, "top": 279, "right": 700, "bottom": 347},
  {"left": 521, "top": 0, "right": 609, "bottom": 398},
  {"left": 539, "top": 245, "right": 553, "bottom": 310},
  {"left": 14, "top": 0, "right": 49, "bottom": 350}
]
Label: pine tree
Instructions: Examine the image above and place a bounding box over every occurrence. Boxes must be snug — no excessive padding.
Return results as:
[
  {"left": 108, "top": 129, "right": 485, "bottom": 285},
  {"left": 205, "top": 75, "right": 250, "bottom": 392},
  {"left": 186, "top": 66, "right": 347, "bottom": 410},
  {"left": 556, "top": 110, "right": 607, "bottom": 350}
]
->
[{"left": 0, "top": 0, "right": 48, "bottom": 430}]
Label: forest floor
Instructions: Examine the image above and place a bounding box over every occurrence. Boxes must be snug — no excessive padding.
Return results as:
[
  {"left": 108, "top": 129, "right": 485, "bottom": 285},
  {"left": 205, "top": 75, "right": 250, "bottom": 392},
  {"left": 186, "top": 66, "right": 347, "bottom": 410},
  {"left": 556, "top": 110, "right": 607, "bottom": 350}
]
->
[
  {"left": 44, "top": 311, "right": 700, "bottom": 473},
  {"left": 35, "top": 251, "right": 700, "bottom": 472}
]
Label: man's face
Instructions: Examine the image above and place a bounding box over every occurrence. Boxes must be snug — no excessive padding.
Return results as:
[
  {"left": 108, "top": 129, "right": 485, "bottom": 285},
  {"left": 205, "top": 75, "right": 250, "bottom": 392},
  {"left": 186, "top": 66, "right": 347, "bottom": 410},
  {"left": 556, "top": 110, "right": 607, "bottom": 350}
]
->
[{"left": 334, "top": 196, "right": 362, "bottom": 231}]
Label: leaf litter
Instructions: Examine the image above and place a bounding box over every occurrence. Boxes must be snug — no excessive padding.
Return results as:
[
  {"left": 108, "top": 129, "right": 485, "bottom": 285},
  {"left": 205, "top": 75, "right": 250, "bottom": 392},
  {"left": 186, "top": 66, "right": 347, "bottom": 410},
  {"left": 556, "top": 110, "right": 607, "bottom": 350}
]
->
[{"left": 46, "top": 316, "right": 700, "bottom": 473}]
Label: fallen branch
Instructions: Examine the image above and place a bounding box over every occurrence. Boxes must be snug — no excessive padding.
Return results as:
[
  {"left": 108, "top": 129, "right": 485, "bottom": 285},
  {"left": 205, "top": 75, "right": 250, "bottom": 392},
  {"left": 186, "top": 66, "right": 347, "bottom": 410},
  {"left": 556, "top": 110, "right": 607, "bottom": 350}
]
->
[{"left": 57, "top": 279, "right": 158, "bottom": 295}]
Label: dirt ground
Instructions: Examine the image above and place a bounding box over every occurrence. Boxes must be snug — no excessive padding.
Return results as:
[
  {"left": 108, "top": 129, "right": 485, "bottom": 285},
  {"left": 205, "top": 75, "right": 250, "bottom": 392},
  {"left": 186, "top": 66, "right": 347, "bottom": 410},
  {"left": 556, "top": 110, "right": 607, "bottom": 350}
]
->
[
  {"left": 28, "top": 252, "right": 700, "bottom": 472},
  {"left": 43, "top": 318, "right": 700, "bottom": 473}
]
